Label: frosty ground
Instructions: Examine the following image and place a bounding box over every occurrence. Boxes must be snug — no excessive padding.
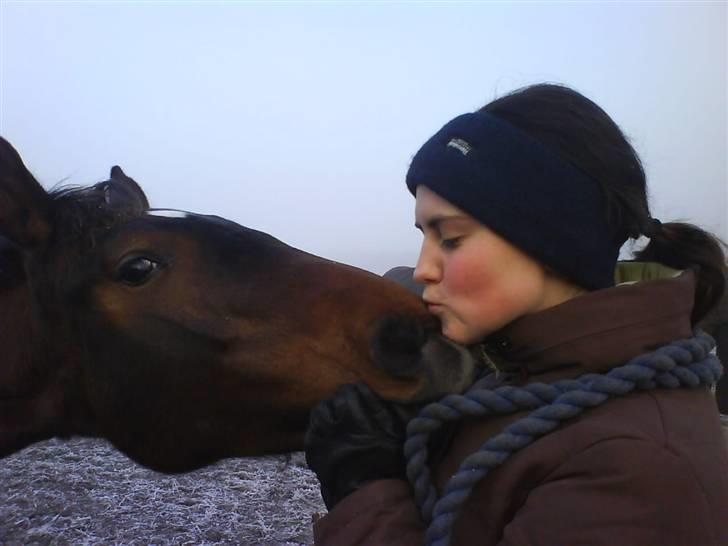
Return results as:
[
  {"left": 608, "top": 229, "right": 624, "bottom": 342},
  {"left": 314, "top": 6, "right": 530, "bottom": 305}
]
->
[{"left": 0, "top": 438, "right": 326, "bottom": 545}]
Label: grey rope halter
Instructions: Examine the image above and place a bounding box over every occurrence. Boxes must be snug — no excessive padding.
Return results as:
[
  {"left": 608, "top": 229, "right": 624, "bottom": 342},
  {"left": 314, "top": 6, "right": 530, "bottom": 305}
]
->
[{"left": 404, "top": 331, "right": 723, "bottom": 546}]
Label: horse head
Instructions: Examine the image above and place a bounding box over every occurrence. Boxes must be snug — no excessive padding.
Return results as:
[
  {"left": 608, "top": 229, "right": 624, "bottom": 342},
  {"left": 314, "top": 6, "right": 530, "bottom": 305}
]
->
[{"left": 0, "top": 137, "right": 477, "bottom": 472}]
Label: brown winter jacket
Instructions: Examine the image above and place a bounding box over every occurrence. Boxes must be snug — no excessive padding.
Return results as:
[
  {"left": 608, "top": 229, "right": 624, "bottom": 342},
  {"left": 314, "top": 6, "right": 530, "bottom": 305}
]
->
[{"left": 313, "top": 268, "right": 728, "bottom": 546}]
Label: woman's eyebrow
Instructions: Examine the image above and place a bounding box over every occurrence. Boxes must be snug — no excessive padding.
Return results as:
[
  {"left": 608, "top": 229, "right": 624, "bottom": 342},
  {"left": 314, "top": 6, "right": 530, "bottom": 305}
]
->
[{"left": 415, "top": 215, "right": 471, "bottom": 231}]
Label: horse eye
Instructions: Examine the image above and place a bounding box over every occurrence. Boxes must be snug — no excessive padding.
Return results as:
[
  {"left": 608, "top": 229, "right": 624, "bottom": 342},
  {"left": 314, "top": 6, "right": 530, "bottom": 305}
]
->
[{"left": 117, "top": 257, "right": 160, "bottom": 286}]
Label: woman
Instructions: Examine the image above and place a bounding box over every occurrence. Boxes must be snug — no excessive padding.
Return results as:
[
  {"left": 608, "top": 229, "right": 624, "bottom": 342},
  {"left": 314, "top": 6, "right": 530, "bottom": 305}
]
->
[{"left": 305, "top": 84, "right": 728, "bottom": 545}]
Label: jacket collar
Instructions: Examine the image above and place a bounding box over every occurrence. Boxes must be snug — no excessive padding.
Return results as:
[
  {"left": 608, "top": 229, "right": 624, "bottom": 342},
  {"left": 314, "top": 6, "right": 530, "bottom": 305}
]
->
[{"left": 481, "top": 264, "right": 695, "bottom": 383}]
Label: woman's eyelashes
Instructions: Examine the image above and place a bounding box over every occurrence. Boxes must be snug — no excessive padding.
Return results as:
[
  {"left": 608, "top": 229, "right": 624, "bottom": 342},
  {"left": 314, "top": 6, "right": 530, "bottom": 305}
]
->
[{"left": 440, "top": 236, "right": 464, "bottom": 250}]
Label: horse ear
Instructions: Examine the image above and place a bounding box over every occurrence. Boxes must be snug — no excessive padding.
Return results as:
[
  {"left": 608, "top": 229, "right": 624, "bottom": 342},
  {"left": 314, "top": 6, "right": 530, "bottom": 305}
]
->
[
  {"left": 0, "top": 137, "right": 51, "bottom": 247},
  {"left": 107, "top": 165, "right": 150, "bottom": 212}
]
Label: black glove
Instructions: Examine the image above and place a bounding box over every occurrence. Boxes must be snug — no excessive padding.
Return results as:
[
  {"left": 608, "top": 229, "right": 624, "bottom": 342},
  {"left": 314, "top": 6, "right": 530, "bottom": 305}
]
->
[{"left": 304, "top": 382, "right": 418, "bottom": 510}]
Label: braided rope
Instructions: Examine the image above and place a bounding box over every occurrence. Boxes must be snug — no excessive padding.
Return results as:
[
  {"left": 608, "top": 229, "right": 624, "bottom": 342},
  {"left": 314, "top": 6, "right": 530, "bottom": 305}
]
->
[{"left": 403, "top": 331, "right": 723, "bottom": 546}]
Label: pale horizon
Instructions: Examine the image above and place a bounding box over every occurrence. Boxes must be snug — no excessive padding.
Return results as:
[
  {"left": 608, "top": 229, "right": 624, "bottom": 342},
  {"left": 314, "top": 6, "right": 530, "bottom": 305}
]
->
[{"left": 1, "top": 2, "right": 725, "bottom": 274}]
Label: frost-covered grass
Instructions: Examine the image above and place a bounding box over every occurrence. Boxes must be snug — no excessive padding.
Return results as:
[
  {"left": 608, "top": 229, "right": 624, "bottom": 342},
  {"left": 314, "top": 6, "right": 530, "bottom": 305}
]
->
[
  {"left": 5, "top": 421, "right": 726, "bottom": 545},
  {"left": 0, "top": 438, "right": 325, "bottom": 545}
]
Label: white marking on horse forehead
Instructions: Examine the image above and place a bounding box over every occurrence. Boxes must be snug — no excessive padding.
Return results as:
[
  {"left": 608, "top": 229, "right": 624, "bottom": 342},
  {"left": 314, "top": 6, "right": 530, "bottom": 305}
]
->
[{"left": 146, "top": 209, "right": 190, "bottom": 219}]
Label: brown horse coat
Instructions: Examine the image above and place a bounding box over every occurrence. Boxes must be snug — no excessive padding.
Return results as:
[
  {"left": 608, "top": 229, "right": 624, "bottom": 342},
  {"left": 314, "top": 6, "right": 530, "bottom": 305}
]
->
[{"left": 0, "top": 137, "right": 477, "bottom": 472}]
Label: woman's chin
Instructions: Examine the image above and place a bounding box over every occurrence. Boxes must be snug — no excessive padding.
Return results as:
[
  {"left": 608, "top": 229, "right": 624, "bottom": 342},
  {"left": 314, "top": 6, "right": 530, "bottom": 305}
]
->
[
  {"left": 442, "top": 325, "right": 479, "bottom": 346},
  {"left": 442, "top": 320, "right": 499, "bottom": 346}
]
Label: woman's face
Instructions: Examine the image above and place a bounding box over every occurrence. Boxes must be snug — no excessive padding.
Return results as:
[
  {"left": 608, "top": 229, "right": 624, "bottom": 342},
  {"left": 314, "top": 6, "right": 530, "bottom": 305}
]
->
[{"left": 413, "top": 186, "right": 581, "bottom": 344}]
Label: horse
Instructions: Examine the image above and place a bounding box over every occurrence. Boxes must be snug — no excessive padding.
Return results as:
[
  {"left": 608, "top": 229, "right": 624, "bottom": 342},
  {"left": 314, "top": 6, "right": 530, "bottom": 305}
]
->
[{"left": 0, "top": 137, "right": 477, "bottom": 473}]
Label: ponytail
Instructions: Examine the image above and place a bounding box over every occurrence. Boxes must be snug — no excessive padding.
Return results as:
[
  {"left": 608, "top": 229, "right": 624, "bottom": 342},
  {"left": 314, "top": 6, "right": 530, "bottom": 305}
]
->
[{"left": 634, "top": 222, "right": 727, "bottom": 323}]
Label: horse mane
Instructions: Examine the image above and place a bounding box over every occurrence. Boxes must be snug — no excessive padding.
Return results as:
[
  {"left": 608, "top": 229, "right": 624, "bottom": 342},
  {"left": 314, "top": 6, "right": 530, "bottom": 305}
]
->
[
  {"left": 29, "top": 183, "right": 143, "bottom": 304},
  {"left": 48, "top": 183, "right": 133, "bottom": 254}
]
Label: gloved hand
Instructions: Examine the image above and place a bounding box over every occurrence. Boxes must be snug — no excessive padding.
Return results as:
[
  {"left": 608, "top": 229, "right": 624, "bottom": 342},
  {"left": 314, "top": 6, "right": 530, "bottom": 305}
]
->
[{"left": 304, "top": 382, "right": 418, "bottom": 510}]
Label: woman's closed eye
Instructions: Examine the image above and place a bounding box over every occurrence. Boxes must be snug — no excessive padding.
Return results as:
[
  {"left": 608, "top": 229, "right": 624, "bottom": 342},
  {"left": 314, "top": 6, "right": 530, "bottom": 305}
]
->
[{"left": 441, "top": 236, "right": 463, "bottom": 250}]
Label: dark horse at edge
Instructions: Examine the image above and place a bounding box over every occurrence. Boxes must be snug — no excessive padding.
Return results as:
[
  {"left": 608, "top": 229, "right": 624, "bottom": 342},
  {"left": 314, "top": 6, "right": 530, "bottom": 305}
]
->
[{"left": 0, "top": 137, "right": 478, "bottom": 472}]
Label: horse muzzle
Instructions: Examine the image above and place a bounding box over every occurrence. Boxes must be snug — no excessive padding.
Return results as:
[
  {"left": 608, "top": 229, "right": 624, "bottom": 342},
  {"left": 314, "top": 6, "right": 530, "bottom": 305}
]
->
[{"left": 370, "top": 314, "right": 481, "bottom": 403}]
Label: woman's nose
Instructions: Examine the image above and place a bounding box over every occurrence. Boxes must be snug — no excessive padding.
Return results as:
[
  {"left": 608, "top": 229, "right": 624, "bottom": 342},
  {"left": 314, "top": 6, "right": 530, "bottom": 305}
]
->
[{"left": 413, "top": 240, "right": 441, "bottom": 284}]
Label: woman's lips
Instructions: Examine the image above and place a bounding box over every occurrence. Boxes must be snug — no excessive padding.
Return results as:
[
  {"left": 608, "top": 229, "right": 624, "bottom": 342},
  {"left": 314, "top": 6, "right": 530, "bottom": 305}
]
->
[{"left": 425, "top": 301, "right": 443, "bottom": 313}]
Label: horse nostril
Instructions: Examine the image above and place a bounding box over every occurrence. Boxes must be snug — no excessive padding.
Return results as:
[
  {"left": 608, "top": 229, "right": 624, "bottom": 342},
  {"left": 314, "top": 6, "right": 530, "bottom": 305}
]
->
[
  {"left": 371, "top": 313, "right": 480, "bottom": 402},
  {"left": 383, "top": 315, "right": 427, "bottom": 353},
  {"left": 370, "top": 314, "right": 428, "bottom": 380}
]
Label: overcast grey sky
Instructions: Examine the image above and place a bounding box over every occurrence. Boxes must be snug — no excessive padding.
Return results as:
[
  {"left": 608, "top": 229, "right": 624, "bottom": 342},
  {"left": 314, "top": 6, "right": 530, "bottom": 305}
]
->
[{"left": 1, "top": 1, "right": 725, "bottom": 274}]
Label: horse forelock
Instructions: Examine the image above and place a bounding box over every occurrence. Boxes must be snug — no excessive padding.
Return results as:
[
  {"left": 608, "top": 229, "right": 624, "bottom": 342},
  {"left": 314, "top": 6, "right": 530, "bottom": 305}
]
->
[
  {"left": 23, "top": 183, "right": 144, "bottom": 307},
  {"left": 48, "top": 183, "right": 141, "bottom": 254}
]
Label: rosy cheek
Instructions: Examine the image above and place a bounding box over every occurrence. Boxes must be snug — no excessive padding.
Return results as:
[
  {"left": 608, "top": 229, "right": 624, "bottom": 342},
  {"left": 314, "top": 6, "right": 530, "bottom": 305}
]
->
[
  {"left": 445, "top": 254, "right": 515, "bottom": 325},
  {"left": 444, "top": 254, "right": 492, "bottom": 297}
]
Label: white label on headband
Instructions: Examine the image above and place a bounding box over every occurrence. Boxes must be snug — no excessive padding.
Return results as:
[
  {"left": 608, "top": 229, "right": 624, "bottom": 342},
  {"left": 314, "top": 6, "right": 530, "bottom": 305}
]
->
[
  {"left": 447, "top": 138, "right": 472, "bottom": 156},
  {"left": 146, "top": 209, "right": 189, "bottom": 219}
]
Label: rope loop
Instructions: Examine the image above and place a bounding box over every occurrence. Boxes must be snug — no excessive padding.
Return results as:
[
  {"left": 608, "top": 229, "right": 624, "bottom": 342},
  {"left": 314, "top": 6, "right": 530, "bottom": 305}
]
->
[{"left": 404, "top": 331, "right": 722, "bottom": 546}]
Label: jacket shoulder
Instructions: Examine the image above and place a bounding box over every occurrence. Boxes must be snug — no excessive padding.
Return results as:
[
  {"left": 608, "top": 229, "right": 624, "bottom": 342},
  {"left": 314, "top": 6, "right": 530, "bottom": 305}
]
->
[
  {"left": 499, "top": 433, "right": 725, "bottom": 546},
  {"left": 444, "top": 388, "right": 728, "bottom": 545}
]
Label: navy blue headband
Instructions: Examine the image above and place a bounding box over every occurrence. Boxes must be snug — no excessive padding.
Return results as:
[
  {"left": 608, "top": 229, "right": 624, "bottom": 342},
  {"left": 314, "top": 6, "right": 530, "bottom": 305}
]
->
[{"left": 406, "top": 111, "right": 622, "bottom": 290}]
